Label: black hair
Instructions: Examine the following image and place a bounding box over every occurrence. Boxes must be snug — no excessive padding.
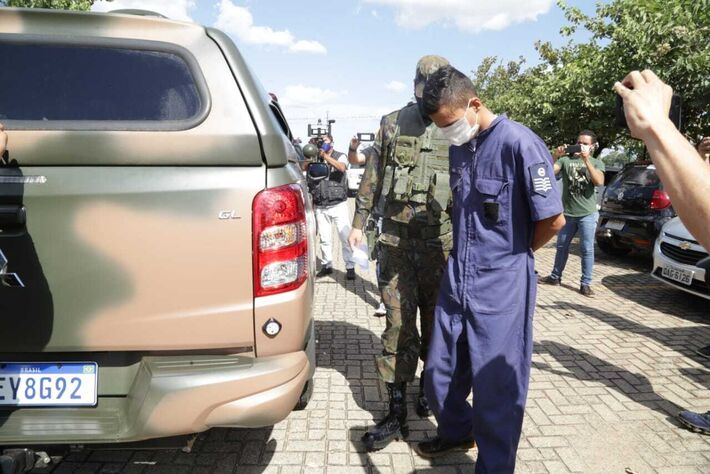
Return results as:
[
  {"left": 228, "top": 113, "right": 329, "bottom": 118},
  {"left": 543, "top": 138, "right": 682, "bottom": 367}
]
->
[
  {"left": 578, "top": 129, "right": 598, "bottom": 144},
  {"left": 421, "top": 66, "right": 478, "bottom": 117},
  {"left": 326, "top": 134, "right": 334, "bottom": 142}
]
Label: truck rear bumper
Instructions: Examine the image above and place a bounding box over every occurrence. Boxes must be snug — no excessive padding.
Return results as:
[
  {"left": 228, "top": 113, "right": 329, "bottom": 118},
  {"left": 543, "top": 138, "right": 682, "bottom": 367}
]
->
[{"left": 0, "top": 349, "right": 312, "bottom": 445}]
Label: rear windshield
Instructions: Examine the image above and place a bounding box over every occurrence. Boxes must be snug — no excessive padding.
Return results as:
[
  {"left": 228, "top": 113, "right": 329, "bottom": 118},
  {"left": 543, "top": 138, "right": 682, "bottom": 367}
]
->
[
  {"left": 0, "top": 42, "right": 204, "bottom": 124},
  {"left": 615, "top": 165, "right": 660, "bottom": 187}
]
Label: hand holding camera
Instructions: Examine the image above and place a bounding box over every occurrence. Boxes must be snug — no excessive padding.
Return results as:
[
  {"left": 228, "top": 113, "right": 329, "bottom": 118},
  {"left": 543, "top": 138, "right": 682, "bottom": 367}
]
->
[
  {"left": 350, "top": 136, "right": 360, "bottom": 152},
  {"left": 613, "top": 69, "right": 675, "bottom": 140},
  {"left": 552, "top": 145, "right": 567, "bottom": 160},
  {"left": 564, "top": 143, "right": 593, "bottom": 159}
]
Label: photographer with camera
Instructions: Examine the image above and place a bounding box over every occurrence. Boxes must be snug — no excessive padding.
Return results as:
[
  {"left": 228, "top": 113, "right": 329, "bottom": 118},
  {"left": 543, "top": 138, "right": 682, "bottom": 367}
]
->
[
  {"left": 308, "top": 135, "right": 356, "bottom": 279},
  {"left": 540, "top": 130, "right": 605, "bottom": 297}
]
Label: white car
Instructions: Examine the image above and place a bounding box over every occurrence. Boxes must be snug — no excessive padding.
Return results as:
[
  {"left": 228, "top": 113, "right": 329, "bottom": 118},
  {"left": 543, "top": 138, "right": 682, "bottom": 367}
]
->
[
  {"left": 346, "top": 163, "right": 365, "bottom": 197},
  {"left": 651, "top": 217, "right": 709, "bottom": 300}
]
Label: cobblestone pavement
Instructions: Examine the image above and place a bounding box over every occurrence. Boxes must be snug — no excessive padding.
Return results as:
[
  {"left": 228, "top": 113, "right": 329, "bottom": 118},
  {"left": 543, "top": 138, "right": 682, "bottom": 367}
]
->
[{"left": 44, "top": 201, "right": 709, "bottom": 473}]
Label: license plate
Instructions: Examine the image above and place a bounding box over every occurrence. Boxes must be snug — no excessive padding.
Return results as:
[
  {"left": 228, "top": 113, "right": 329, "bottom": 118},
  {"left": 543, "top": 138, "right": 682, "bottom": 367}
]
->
[
  {"left": 605, "top": 219, "right": 626, "bottom": 231},
  {"left": 0, "top": 363, "right": 98, "bottom": 407},
  {"left": 662, "top": 265, "right": 694, "bottom": 286}
]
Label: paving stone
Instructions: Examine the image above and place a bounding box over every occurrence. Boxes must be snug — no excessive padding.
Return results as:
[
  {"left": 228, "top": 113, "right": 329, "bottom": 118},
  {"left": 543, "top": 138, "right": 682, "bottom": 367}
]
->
[{"left": 46, "top": 212, "right": 710, "bottom": 474}]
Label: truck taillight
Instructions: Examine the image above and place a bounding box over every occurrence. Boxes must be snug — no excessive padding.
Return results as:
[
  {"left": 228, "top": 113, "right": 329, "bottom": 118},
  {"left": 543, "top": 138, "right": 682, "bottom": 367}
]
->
[
  {"left": 650, "top": 190, "right": 671, "bottom": 210},
  {"left": 253, "top": 184, "right": 308, "bottom": 297}
]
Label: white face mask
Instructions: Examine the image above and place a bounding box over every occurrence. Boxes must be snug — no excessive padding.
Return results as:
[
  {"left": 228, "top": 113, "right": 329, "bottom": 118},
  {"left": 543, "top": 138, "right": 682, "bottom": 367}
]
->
[{"left": 440, "top": 103, "right": 479, "bottom": 146}]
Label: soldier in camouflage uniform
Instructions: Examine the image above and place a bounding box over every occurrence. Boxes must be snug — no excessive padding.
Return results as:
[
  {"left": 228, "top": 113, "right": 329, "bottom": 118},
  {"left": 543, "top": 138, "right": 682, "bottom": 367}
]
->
[{"left": 347, "top": 55, "right": 453, "bottom": 451}]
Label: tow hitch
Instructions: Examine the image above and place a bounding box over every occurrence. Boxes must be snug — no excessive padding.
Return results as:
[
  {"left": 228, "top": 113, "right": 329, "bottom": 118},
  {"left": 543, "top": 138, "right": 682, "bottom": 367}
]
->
[{"left": 0, "top": 449, "right": 51, "bottom": 474}]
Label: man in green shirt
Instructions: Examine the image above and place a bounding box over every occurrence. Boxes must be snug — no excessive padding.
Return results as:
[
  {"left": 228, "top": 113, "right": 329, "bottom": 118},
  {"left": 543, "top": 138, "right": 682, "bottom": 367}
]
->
[{"left": 540, "top": 130, "right": 605, "bottom": 296}]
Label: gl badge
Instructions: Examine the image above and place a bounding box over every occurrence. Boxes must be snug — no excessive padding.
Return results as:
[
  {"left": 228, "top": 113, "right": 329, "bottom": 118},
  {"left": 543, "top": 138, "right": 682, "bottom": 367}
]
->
[{"left": 218, "top": 210, "right": 241, "bottom": 220}]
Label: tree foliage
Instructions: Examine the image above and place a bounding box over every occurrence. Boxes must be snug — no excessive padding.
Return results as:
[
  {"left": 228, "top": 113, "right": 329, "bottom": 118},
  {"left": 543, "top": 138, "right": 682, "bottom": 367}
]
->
[
  {"left": 473, "top": 0, "right": 710, "bottom": 151},
  {"left": 3, "top": 0, "right": 97, "bottom": 11}
]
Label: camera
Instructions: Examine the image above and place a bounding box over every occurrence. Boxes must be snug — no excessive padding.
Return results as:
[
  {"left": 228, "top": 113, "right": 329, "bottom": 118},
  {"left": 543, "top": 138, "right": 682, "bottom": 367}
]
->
[
  {"left": 615, "top": 92, "right": 683, "bottom": 131},
  {"left": 565, "top": 143, "right": 596, "bottom": 156},
  {"left": 565, "top": 144, "right": 582, "bottom": 155},
  {"left": 307, "top": 119, "right": 336, "bottom": 160},
  {"left": 306, "top": 119, "right": 336, "bottom": 181},
  {"left": 357, "top": 132, "right": 375, "bottom": 143}
]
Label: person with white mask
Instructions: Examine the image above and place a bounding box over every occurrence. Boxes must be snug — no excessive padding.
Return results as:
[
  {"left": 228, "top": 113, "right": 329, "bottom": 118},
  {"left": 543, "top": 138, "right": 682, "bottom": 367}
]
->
[{"left": 415, "top": 65, "right": 565, "bottom": 470}]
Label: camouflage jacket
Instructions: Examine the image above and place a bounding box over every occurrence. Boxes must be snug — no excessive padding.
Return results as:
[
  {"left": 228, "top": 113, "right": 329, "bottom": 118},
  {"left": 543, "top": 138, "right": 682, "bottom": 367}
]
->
[{"left": 352, "top": 103, "right": 451, "bottom": 244}]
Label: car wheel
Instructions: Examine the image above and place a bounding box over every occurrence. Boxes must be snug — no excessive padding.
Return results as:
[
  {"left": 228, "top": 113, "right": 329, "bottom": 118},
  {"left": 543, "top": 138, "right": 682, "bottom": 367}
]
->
[
  {"left": 597, "top": 238, "right": 631, "bottom": 256},
  {"left": 294, "top": 378, "right": 313, "bottom": 411}
]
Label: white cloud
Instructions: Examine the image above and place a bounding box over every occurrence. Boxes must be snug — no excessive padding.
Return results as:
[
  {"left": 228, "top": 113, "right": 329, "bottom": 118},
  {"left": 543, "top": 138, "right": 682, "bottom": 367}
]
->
[
  {"left": 385, "top": 80, "right": 407, "bottom": 93},
  {"left": 215, "top": 0, "right": 327, "bottom": 55},
  {"left": 363, "top": 0, "right": 554, "bottom": 32},
  {"left": 91, "top": 0, "right": 194, "bottom": 22},
  {"left": 290, "top": 40, "right": 328, "bottom": 55},
  {"left": 279, "top": 85, "right": 340, "bottom": 107}
]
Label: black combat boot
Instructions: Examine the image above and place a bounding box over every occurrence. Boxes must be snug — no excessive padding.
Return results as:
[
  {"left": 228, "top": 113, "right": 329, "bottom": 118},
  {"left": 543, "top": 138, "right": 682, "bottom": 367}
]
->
[
  {"left": 415, "top": 376, "right": 432, "bottom": 418},
  {"left": 362, "top": 382, "right": 409, "bottom": 451}
]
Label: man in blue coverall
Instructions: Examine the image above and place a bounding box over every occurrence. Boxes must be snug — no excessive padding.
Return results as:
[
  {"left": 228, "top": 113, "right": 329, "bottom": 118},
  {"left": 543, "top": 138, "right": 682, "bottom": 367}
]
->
[{"left": 414, "top": 66, "right": 566, "bottom": 472}]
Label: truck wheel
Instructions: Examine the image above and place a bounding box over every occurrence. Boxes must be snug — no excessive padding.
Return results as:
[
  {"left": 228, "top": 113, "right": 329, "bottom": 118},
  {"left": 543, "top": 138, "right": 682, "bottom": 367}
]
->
[{"left": 294, "top": 378, "right": 313, "bottom": 411}]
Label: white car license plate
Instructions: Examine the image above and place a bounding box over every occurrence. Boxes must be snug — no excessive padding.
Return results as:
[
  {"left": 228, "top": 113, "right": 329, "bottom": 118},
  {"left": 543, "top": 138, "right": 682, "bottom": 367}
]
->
[
  {"left": 605, "top": 219, "right": 625, "bottom": 231},
  {"left": 0, "top": 362, "right": 98, "bottom": 407},
  {"left": 662, "top": 265, "right": 694, "bottom": 286}
]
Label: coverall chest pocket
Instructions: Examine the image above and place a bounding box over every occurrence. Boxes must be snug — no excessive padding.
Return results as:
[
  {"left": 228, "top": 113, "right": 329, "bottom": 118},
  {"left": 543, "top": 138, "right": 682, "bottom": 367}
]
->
[{"left": 474, "top": 177, "right": 509, "bottom": 225}]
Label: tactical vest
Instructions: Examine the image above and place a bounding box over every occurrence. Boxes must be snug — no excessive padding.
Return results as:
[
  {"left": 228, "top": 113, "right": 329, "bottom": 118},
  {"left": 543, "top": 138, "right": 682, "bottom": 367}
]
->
[
  {"left": 311, "top": 151, "right": 348, "bottom": 207},
  {"left": 378, "top": 109, "right": 452, "bottom": 239}
]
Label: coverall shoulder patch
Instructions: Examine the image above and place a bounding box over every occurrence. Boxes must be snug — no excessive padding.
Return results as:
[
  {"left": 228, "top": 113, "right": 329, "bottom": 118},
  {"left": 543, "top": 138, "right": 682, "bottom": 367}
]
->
[{"left": 529, "top": 163, "right": 552, "bottom": 195}]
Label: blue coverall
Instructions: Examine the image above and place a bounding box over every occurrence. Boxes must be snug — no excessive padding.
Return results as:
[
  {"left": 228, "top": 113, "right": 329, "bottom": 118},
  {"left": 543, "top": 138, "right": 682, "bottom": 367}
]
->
[{"left": 424, "top": 115, "right": 563, "bottom": 473}]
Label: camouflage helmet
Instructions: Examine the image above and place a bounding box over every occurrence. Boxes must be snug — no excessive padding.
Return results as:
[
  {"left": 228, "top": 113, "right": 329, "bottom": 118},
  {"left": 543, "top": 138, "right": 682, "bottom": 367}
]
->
[
  {"left": 414, "top": 55, "right": 449, "bottom": 98},
  {"left": 302, "top": 143, "right": 318, "bottom": 159}
]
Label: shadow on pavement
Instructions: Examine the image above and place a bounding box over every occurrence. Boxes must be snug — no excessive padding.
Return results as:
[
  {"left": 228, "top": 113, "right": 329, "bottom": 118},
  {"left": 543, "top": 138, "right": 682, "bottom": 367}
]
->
[
  {"left": 315, "top": 320, "right": 476, "bottom": 473},
  {"left": 329, "top": 268, "right": 381, "bottom": 309},
  {"left": 600, "top": 272, "right": 709, "bottom": 319},
  {"left": 541, "top": 301, "right": 710, "bottom": 359},
  {"left": 44, "top": 428, "right": 276, "bottom": 473},
  {"left": 678, "top": 367, "right": 710, "bottom": 391},
  {"left": 595, "top": 249, "right": 654, "bottom": 273},
  {"left": 534, "top": 340, "right": 684, "bottom": 424}
]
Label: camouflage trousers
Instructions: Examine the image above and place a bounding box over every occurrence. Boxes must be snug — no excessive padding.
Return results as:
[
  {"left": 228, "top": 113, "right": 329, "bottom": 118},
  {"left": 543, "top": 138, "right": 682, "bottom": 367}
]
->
[{"left": 375, "top": 236, "right": 451, "bottom": 383}]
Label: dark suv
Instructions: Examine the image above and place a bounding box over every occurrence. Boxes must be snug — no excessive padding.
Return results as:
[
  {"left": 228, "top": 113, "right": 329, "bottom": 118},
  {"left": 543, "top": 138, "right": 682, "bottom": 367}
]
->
[{"left": 596, "top": 162, "right": 675, "bottom": 256}]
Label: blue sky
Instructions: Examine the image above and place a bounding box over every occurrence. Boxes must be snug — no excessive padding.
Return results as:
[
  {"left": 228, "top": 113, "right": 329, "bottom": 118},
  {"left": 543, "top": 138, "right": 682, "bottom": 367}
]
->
[{"left": 91, "top": 0, "right": 602, "bottom": 147}]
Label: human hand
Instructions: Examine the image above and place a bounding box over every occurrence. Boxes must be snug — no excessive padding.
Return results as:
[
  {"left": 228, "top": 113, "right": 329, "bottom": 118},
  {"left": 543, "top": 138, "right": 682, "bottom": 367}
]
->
[
  {"left": 580, "top": 144, "right": 592, "bottom": 160},
  {"left": 552, "top": 145, "right": 566, "bottom": 160},
  {"left": 348, "top": 228, "right": 363, "bottom": 249},
  {"left": 613, "top": 69, "right": 674, "bottom": 141},
  {"left": 350, "top": 136, "right": 360, "bottom": 151}
]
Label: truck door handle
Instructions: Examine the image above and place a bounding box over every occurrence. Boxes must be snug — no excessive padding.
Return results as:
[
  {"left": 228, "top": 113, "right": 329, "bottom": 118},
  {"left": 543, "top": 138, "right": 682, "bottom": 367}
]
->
[{"left": 0, "top": 205, "right": 26, "bottom": 227}]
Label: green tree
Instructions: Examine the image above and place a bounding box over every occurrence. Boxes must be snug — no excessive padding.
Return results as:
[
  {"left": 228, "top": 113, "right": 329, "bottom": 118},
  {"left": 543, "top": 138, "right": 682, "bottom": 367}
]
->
[
  {"left": 2, "top": 0, "right": 98, "bottom": 10},
  {"left": 473, "top": 0, "right": 709, "bottom": 151}
]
